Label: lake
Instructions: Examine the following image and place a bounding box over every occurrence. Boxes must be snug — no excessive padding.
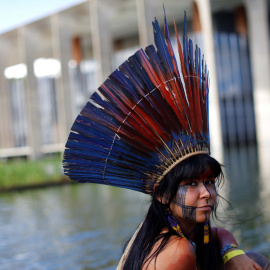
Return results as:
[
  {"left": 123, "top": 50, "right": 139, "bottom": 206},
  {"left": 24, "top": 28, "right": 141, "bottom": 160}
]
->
[{"left": 0, "top": 145, "right": 269, "bottom": 269}]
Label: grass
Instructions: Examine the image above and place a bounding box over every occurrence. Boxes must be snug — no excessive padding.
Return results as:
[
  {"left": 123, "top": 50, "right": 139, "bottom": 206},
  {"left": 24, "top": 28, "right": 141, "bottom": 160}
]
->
[{"left": 0, "top": 156, "right": 69, "bottom": 190}]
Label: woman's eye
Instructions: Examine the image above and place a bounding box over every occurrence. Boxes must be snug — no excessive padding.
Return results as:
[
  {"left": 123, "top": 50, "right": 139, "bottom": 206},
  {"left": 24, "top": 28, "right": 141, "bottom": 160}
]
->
[
  {"left": 187, "top": 181, "right": 196, "bottom": 186},
  {"left": 205, "top": 179, "right": 215, "bottom": 185}
]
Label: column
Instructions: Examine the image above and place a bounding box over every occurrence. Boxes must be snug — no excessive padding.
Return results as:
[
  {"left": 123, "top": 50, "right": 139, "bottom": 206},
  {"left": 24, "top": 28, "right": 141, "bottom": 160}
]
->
[
  {"left": 136, "top": 0, "right": 156, "bottom": 48},
  {"left": 244, "top": 0, "right": 270, "bottom": 185},
  {"left": 51, "top": 13, "right": 72, "bottom": 144},
  {"left": 194, "top": 0, "right": 223, "bottom": 161},
  {"left": 17, "top": 27, "right": 29, "bottom": 150},
  {"left": 0, "top": 38, "right": 14, "bottom": 151},
  {"left": 89, "top": 0, "right": 113, "bottom": 84},
  {"left": 23, "top": 26, "right": 42, "bottom": 159}
]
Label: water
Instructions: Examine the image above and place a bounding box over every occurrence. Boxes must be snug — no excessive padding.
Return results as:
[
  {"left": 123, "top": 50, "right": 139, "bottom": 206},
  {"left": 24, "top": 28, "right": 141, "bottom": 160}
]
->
[
  {"left": 0, "top": 184, "right": 149, "bottom": 270},
  {"left": 0, "top": 146, "right": 269, "bottom": 269},
  {"left": 218, "top": 146, "right": 270, "bottom": 258}
]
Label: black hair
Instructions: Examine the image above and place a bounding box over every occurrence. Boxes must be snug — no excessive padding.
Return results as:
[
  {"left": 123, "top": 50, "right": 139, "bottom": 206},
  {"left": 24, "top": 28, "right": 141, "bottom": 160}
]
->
[{"left": 123, "top": 154, "right": 224, "bottom": 270}]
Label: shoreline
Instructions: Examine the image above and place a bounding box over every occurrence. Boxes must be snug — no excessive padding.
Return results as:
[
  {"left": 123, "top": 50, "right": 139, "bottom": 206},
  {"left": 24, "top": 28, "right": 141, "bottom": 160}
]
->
[{"left": 0, "top": 177, "right": 75, "bottom": 193}]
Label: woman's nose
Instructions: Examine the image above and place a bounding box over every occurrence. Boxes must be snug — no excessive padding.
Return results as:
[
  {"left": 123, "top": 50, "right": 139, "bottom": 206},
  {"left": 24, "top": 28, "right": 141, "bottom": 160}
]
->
[{"left": 199, "top": 182, "right": 211, "bottom": 198}]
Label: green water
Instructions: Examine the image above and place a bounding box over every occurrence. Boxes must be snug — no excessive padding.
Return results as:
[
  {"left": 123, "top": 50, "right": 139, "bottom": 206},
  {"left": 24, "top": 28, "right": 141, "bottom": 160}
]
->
[{"left": 0, "top": 146, "right": 269, "bottom": 269}]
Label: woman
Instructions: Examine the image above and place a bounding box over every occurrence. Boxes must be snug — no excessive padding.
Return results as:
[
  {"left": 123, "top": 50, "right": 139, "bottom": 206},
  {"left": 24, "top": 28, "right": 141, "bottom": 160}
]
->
[
  {"left": 63, "top": 11, "right": 269, "bottom": 270},
  {"left": 119, "top": 154, "right": 268, "bottom": 269}
]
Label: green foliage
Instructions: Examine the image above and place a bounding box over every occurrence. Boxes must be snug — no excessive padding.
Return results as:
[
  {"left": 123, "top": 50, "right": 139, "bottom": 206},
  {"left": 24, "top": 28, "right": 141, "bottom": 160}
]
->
[{"left": 0, "top": 156, "right": 65, "bottom": 189}]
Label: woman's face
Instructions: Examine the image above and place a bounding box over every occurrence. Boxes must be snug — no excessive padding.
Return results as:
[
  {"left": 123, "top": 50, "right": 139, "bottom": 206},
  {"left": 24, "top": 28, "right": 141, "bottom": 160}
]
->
[{"left": 170, "top": 168, "right": 217, "bottom": 225}]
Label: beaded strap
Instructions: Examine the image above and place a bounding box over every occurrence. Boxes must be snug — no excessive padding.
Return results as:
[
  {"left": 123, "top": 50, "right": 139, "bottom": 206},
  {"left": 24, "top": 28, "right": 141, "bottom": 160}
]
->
[
  {"left": 221, "top": 243, "right": 238, "bottom": 256},
  {"left": 204, "top": 222, "right": 209, "bottom": 245},
  {"left": 165, "top": 208, "right": 196, "bottom": 251}
]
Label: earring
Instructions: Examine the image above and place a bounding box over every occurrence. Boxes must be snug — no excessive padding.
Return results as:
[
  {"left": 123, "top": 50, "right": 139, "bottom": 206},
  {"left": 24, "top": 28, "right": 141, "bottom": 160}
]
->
[
  {"left": 165, "top": 208, "right": 185, "bottom": 239},
  {"left": 204, "top": 222, "right": 209, "bottom": 245}
]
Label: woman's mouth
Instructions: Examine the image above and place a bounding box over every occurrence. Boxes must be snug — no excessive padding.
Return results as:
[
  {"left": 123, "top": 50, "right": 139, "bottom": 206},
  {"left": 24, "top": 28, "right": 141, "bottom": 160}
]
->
[{"left": 197, "top": 205, "right": 212, "bottom": 211}]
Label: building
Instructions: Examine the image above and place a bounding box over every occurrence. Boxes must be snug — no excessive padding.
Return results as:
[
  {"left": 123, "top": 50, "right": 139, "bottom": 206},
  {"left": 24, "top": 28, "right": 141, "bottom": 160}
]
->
[{"left": 0, "top": 0, "right": 270, "bottom": 163}]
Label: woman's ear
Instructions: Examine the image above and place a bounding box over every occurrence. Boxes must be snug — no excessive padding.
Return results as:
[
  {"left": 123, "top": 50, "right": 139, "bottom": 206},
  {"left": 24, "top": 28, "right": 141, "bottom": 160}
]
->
[
  {"left": 156, "top": 193, "right": 169, "bottom": 205},
  {"left": 153, "top": 183, "right": 170, "bottom": 204}
]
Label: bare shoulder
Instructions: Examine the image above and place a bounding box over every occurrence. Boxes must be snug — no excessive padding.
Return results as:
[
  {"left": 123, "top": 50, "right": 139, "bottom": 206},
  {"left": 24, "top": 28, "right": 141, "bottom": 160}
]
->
[{"left": 143, "top": 236, "right": 197, "bottom": 270}]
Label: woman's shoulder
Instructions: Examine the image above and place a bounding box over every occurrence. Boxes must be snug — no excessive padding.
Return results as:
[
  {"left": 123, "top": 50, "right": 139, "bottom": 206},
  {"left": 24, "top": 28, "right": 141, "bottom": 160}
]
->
[{"left": 143, "top": 235, "right": 197, "bottom": 270}]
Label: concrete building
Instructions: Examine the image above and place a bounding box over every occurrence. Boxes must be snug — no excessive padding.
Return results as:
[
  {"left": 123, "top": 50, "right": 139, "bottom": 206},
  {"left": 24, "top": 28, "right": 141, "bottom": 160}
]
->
[{"left": 0, "top": 0, "right": 270, "bottom": 166}]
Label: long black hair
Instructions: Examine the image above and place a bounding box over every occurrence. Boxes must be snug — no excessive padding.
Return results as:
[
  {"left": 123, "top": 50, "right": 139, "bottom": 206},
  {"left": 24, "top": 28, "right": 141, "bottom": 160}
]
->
[{"left": 123, "top": 154, "right": 224, "bottom": 270}]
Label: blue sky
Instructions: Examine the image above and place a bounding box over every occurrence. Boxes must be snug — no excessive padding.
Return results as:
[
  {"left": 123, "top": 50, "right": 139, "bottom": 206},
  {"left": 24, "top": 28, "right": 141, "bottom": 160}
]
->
[{"left": 0, "top": 0, "right": 84, "bottom": 33}]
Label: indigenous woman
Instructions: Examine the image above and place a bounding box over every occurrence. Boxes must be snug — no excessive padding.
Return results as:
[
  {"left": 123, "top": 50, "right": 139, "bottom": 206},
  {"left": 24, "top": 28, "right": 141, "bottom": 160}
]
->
[
  {"left": 63, "top": 11, "right": 269, "bottom": 270},
  {"left": 118, "top": 154, "right": 268, "bottom": 270}
]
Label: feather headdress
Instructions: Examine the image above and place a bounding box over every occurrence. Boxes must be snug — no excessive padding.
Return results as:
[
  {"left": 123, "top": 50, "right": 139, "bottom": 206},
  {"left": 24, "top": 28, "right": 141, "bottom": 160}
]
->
[{"left": 63, "top": 12, "right": 210, "bottom": 194}]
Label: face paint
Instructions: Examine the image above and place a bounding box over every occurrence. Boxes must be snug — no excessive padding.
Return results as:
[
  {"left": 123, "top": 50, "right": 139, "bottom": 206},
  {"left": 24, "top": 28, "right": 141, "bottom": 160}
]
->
[
  {"left": 182, "top": 205, "right": 197, "bottom": 221},
  {"left": 173, "top": 185, "right": 197, "bottom": 221},
  {"left": 170, "top": 168, "right": 217, "bottom": 227},
  {"left": 172, "top": 178, "right": 217, "bottom": 222},
  {"left": 176, "top": 185, "right": 187, "bottom": 205},
  {"left": 201, "top": 179, "right": 216, "bottom": 222},
  {"left": 212, "top": 182, "right": 217, "bottom": 193}
]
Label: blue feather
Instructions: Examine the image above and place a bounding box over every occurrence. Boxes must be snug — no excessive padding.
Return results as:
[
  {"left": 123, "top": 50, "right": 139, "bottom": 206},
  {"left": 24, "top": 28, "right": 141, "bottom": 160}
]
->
[
  {"left": 152, "top": 18, "right": 174, "bottom": 79},
  {"left": 183, "top": 12, "right": 190, "bottom": 76}
]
